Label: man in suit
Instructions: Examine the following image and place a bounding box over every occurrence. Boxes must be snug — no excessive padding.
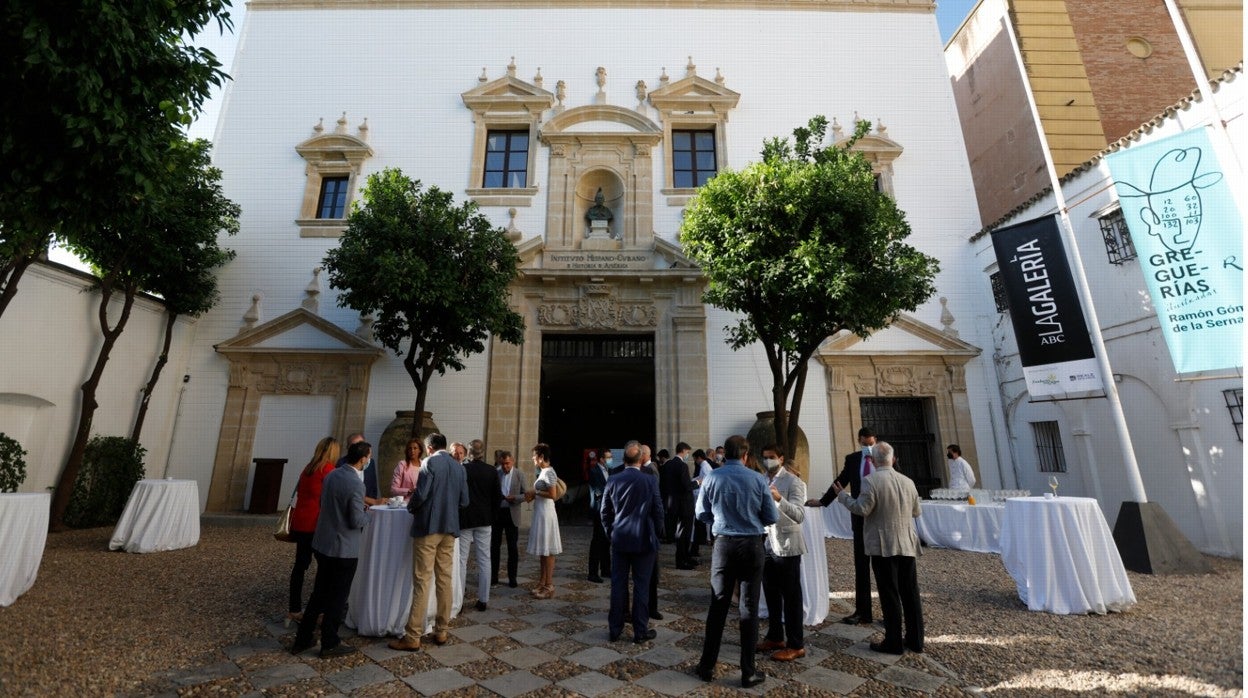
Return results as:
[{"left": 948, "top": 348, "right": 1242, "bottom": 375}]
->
[
  {"left": 600, "top": 442, "right": 665, "bottom": 643},
  {"left": 291, "top": 440, "right": 371, "bottom": 658},
  {"left": 661, "top": 442, "right": 699, "bottom": 569},
  {"left": 758, "top": 444, "right": 808, "bottom": 662},
  {"left": 833, "top": 441, "right": 923, "bottom": 655},
  {"left": 390, "top": 433, "right": 469, "bottom": 652},
  {"left": 491, "top": 451, "right": 524, "bottom": 588},
  {"left": 587, "top": 448, "right": 612, "bottom": 583},
  {"left": 459, "top": 439, "right": 502, "bottom": 611},
  {"left": 694, "top": 435, "right": 777, "bottom": 689},
  {"left": 637, "top": 443, "right": 663, "bottom": 620},
  {"left": 338, "top": 432, "right": 382, "bottom": 506},
  {"left": 808, "top": 427, "right": 877, "bottom": 626}
]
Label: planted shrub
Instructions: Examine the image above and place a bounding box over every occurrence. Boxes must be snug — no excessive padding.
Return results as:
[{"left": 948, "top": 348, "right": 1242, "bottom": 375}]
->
[
  {"left": 64, "top": 436, "right": 146, "bottom": 528},
  {"left": 0, "top": 433, "right": 27, "bottom": 493}
]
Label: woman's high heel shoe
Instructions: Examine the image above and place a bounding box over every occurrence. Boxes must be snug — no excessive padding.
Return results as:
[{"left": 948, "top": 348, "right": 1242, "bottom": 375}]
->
[{"left": 284, "top": 611, "right": 303, "bottom": 628}]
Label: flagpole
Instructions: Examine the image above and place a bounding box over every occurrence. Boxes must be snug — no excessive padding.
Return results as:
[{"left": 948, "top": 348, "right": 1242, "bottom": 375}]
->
[{"left": 1000, "top": 14, "right": 1149, "bottom": 503}]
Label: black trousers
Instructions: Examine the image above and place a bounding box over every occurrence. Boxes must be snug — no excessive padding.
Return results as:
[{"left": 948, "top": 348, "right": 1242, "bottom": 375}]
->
[
  {"left": 698, "top": 535, "right": 765, "bottom": 678},
  {"left": 288, "top": 531, "right": 315, "bottom": 613},
  {"left": 491, "top": 511, "right": 519, "bottom": 584},
  {"left": 870, "top": 555, "right": 924, "bottom": 652},
  {"left": 588, "top": 508, "right": 612, "bottom": 577},
  {"left": 851, "top": 517, "right": 873, "bottom": 620},
  {"left": 609, "top": 548, "right": 656, "bottom": 639},
  {"left": 295, "top": 552, "right": 358, "bottom": 650},
  {"left": 763, "top": 553, "right": 804, "bottom": 649},
  {"left": 674, "top": 497, "right": 695, "bottom": 565}
]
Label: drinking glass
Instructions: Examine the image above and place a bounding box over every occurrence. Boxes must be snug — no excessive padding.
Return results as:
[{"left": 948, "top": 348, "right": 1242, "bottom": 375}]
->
[{"left": 1048, "top": 476, "right": 1059, "bottom": 498}]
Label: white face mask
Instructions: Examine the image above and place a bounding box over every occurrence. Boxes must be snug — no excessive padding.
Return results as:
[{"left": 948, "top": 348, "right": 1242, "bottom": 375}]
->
[
  {"left": 862, "top": 445, "right": 873, "bottom": 458},
  {"left": 763, "top": 458, "right": 781, "bottom": 472}
]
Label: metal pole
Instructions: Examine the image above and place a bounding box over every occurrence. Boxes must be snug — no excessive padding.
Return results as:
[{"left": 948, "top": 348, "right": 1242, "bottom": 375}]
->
[{"left": 1000, "top": 15, "right": 1149, "bottom": 502}]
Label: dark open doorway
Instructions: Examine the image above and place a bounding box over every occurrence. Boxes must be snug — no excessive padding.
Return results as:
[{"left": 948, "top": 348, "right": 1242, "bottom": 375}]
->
[
  {"left": 859, "top": 396, "right": 939, "bottom": 497},
  {"left": 539, "top": 333, "right": 656, "bottom": 487}
]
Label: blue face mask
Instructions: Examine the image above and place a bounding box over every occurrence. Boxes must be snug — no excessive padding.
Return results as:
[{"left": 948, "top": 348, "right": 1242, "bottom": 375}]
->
[{"left": 605, "top": 458, "right": 614, "bottom": 467}]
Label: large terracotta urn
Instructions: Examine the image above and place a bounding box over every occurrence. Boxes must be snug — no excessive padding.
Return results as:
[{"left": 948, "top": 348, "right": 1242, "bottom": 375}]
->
[
  {"left": 377, "top": 410, "right": 439, "bottom": 496},
  {"left": 747, "top": 411, "right": 810, "bottom": 480}
]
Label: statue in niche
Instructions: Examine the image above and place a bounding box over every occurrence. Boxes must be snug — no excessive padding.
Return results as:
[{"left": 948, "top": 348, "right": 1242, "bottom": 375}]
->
[{"left": 585, "top": 187, "right": 615, "bottom": 239}]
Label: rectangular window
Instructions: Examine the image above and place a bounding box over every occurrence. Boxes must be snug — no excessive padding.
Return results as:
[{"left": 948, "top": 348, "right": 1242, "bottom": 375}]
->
[
  {"left": 1225, "top": 388, "right": 1243, "bottom": 441},
  {"left": 1099, "top": 208, "right": 1137, "bottom": 264},
  {"left": 316, "top": 176, "right": 349, "bottom": 219},
  {"left": 1031, "top": 421, "right": 1067, "bottom": 473},
  {"left": 672, "top": 129, "right": 717, "bottom": 188},
  {"left": 483, "top": 130, "right": 529, "bottom": 188},
  {"left": 990, "top": 271, "right": 1009, "bottom": 313}
]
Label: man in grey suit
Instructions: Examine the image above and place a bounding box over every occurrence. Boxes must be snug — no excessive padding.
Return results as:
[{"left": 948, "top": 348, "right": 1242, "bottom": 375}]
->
[
  {"left": 291, "top": 440, "right": 371, "bottom": 658},
  {"left": 758, "top": 444, "right": 808, "bottom": 662},
  {"left": 390, "top": 433, "right": 469, "bottom": 652},
  {"left": 834, "top": 441, "right": 924, "bottom": 655},
  {"left": 491, "top": 451, "right": 525, "bottom": 588}
]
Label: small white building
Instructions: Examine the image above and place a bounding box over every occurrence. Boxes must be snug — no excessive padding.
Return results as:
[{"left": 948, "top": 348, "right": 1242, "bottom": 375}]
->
[{"left": 970, "top": 67, "right": 1244, "bottom": 556}]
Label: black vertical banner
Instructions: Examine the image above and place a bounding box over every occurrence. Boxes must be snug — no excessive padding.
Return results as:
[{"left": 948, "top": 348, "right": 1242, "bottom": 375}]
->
[{"left": 991, "top": 215, "right": 1105, "bottom": 400}]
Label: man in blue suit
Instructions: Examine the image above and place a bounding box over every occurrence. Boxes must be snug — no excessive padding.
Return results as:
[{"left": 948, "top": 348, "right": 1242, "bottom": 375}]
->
[
  {"left": 600, "top": 442, "right": 665, "bottom": 643},
  {"left": 587, "top": 449, "right": 612, "bottom": 583},
  {"left": 390, "top": 433, "right": 469, "bottom": 652}
]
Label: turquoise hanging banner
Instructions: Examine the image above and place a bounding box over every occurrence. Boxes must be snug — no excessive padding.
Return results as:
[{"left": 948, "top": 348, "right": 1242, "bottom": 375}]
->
[{"left": 1106, "top": 127, "right": 1243, "bottom": 373}]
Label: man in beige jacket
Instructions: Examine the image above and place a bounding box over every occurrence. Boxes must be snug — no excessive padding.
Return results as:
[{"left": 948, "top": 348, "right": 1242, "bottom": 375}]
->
[
  {"left": 833, "top": 441, "right": 923, "bottom": 655},
  {"left": 759, "top": 444, "right": 807, "bottom": 662}
]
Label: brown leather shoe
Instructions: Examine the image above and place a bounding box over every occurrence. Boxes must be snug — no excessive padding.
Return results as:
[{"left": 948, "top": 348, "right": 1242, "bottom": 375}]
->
[
  {"left": 756, "top": 639, "right": 786, "bottom": 652},
  {"left": 429, "top": 632, "right": 449, "bottom": 646},
  {"left": 771, "top": 647, "right": 807, "bottom": 662},
  {"left": 387, "top": 636, "right": 422, "bottom": 652}
]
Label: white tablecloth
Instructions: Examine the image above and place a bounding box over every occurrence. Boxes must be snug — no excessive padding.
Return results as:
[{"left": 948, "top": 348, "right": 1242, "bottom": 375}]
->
[
  {"left": 755, "top": 507, "right": 830, "bottom": 627},
  {"left": 0, "top": 493, "right": 50, "bottom": 606},
  {"left": 109, "top": 479, "right": 200, "bottom": 553},
  {"left": 915, "top": 501, "right": 1004, "bottom": 554},
  {"left": 820, "top": 504, "right": 854, "bottom": 540},
  {"left": 1000, "top": 497, "right": 1136, "bottom": 614},
  {"left": 346, "top": 507, "right": 462, "bottom": 637}
]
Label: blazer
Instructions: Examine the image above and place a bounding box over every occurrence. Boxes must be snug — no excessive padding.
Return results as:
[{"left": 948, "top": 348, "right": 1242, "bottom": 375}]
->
[
  {"left": 600, "top": 466, "right": 665, "bottom": 554},
  {"left": 496, "top": 466, "right": 526, "bottom": 527},
  {"left": 660, "top": 456, "right": 695, "bottom": 511},
  {"left": 587, "top": 462, "right": 609, "bottom": 512},
  {"left": 311, "top": 465, "right": 368, "bottom": 558},
  {"left": 765, "top": 467, "right": 807, "bottom": 558},
  {"left": 407, "top": 450, "right": 469, "bottom": 538},
  {"left": 460, "top": 458, "right": 503, "bottom": 530},
  {"left": 820, "top": 451, "right": 868, "bottom": 532},
  {"left": 837, "top": 466, "right": 922, "bottom": 558},
  {"left": 337, "top": 454, "right": 379, "bottom": 499}
]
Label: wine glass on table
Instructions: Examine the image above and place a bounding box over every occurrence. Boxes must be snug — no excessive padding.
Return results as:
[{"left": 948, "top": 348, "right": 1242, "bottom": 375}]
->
[{"left": 1048, "top": 475, "right": 1059, "bottom": 498}]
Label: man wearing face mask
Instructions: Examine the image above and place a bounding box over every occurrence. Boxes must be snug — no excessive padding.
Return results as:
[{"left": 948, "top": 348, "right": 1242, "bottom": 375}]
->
[
  {"left": 758, "top": 444, "right": 807, "bottom": 661},
  {"left": 808, "top": 427, "right": 877, "bottom": 626},
  {"left": 587, "top": 449, "right": 613, "bottom": 583},
  {"left": 661, "top": 442, "right": 698, "bottom": 569},
  {"left": 945, "top": 445, "right": 976, "bottom": 491}
]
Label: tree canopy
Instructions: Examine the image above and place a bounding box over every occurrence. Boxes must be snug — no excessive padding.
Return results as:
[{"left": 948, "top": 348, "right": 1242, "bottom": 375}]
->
[
  {"left": 323, "top": 169, "right": 525, "bottom": 431},
  {"left": 679, "top": 116, "right": 940, "bottom": 459},
  {"left": 0, "top": 0, "right": 233, "bottom": 319}
]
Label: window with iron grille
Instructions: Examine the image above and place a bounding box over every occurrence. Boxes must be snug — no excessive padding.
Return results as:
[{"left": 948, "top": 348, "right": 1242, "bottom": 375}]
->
[
  {"left": 316, "top": 175, "right": 349, "bottom": 219},
  {"left": 1225, "top": 388, "right": 1243, "bottom": 441},
  {"left": 990, "top": 271, "right": 1009, "bottom": 313},
  {"left": 483, "top": 130, "right": 529, "bottom": 188},
  {"left": 1098, "top": 208, "right": 1137, "bottom": 264},
  {"left": 1031, "top": 421, "right": 1067, "bottom": 473}
]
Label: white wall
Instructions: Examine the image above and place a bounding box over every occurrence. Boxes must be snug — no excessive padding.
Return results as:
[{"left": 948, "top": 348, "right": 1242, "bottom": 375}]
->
[{"left": 0, "top": 263, "right": 194, "bottom": 492}]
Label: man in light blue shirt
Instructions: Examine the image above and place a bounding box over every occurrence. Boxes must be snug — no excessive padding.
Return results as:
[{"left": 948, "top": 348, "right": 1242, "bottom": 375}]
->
[{"left": 693, "top": 435, "right": 777, "bottom": 689}]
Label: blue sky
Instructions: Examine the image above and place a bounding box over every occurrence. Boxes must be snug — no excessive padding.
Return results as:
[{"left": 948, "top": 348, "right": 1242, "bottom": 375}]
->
[{"left": 186, "top": 1, "right": 980, "bottom": 141}]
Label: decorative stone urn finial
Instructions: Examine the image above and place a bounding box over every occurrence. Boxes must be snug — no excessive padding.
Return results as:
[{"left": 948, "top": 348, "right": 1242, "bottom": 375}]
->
[
  {"left": 555, "top": 80, "right": 566, "bottom": 112},
  {"left": 335, "top": 112, "right": 348, "bottom": 134},
  {"left": 533, "top": 67, "right": 543, "bottom": 88},
  {"left": 715, "top": 67, "right": 724, "bottom": 85},
  {"left": 355, "top": 310, "right": 375, "bottom": 342},
  {"left": 686, "top": 55, "right": 696, "bottom": 78},
  {"left": 594, "top": 66, "right": 607, "bottom": 104},
  {"left": 302, "top": 267, "right": 323, "bottom": 314},
  {"left": 940, "top": 297, "right": 958, "bottom": 337},
  {"left": 479, "top": 67, "right": 488, "bottom": 82},
  {"left": 659, "top": 67, "right": 669, "bottom": 85},
  {"left": 312, "top": 117, "right": 324, "bottom": 134},
  {"left": 505, "top": 207, "right": 522, "bottom": 242},
  {"left": 357, "top": 118, "right": 369, "bottom": 141},
  {"left": 507, "top": 56, "right": 516, "bottom": 77},
  {"left": 241, "top": 293, "right": 263, "bottom": 333},
  {"left": 635, "top": 80, "right": 648, "bottom": 111}
]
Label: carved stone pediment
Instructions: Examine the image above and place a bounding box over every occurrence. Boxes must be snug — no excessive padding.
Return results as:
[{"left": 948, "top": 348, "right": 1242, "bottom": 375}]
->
[{"left": 535, "top": 283, "right": 659, "bottom": 330}]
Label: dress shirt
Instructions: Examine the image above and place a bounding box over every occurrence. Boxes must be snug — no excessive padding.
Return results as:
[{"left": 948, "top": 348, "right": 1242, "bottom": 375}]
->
[
  {"left": 947, "top": 456, "right": 976, "bottom": 490},
  {"left": 499, "top": 469, "right": 514, "bottom": 508},
  {"left": 695, "top": 460, "right": 778, "bottom": 537}
]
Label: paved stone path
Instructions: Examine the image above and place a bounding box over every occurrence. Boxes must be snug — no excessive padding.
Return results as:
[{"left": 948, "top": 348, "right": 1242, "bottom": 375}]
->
[{"left": 153, "top": 526, "right": 964, "bottom": 696}]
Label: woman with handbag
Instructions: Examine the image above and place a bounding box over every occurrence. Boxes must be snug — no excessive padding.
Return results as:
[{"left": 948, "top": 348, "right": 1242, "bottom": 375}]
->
[
  {"left": 526, "top": 442, "right": 563, "bottom": 599},
  {"left": 389, "top": 438, "right": 425, "bottom": 498},
  {"left": 288, "top": 436, "right": 340, "bottom": 623}
]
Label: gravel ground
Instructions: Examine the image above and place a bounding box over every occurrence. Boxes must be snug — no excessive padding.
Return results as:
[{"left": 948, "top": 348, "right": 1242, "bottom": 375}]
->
[{"left": 0, "top": 523, "right": 1241, "bottom": 696}]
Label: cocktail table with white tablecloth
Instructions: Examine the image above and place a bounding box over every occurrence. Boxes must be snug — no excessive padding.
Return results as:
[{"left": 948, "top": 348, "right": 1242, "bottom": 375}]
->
[
  {"left": 0, "top": 493, "right": 50, "bottom": 606},
  {"left": 346, "top": 506, "right": 462, "bottom": 637},
  {"left": 756, "top": 506, "right": 830, "bottom": 627},
  {"left": 1000, "top": 496, "right": 1136, "bottom": 614},
  {"left": 819, "top": 503, "right": 854, "bottom": 540},
  {"left": 914, "top": 500, "right": 1004, "bottom": 554},
  {"left": 109, "top": 479, "right": 200, "bottom": 553}
]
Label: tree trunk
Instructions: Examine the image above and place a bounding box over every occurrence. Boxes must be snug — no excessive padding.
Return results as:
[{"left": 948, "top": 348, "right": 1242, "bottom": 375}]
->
[
  {"left": 786, "top": 360, "right": 811, "bottom": 462},
  {"left": 0, "top": 254, "right": 35, "bottom": 322},
  {"left": 403, "top": 341, "right": 436, "bottom": 440},
  {"left": 48, "top": 280, "right": 137, "bottom": 531},
  {"left": 130, "top": 310, "right": 178, "bottom": 445}
]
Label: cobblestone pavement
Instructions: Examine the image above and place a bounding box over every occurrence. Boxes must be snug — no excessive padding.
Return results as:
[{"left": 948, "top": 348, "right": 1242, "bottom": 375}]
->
[{"left": 144, "top": 525, "right": 960, "bottom": 697}]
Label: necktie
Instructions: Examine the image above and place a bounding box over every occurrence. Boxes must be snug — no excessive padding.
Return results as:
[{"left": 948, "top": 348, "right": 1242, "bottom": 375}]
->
[{"left": 863, "top": 454, "right": 873, "bottom": 477}]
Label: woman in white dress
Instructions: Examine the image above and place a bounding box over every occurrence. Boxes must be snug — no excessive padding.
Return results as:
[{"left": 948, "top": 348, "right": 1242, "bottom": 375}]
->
[{"left": 525, "top": 442, "right": 562, "bottom": 598}]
